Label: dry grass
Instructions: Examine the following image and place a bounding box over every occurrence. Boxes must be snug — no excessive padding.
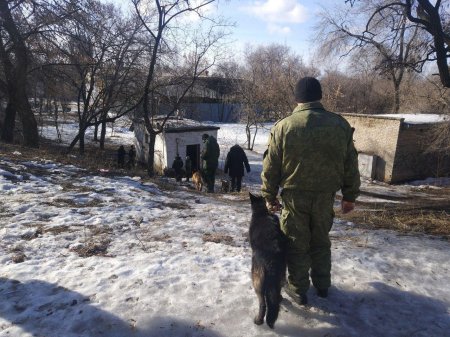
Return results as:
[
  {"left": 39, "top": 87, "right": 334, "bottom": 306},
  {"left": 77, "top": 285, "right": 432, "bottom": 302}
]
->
[
  {"left": 70, "top": 240, "right": 111, "bottom": 257},
  {"left": 20, "top": 227, "right": 43, "bottom": 241},
  {"left": 43, "top": 198, "right": 103, "bottom": 208},
  {"left": 8, "top": 245, "right": 27, "bottom": 263},
  {"left": 44, "top": 225, "right": 74, "bottom": 235},
  {"left": 59, "top": 182, "right": 94, "bottom": 193},
  {"left": 151, "top": 179, "right": 179, "bottom": 192},
  {"left": 0, "top": 137, "right": 147, "bottom": 178},
  {"left": 162, "top": 202, "right": 190, "bottom": 210},
  {"left": 87, "top": 225, "right": 113, "bottom": 236},
  {"left": 202, "top": 233, "right": 234, "bottom": 245},
  {"left": 11, "top": 253, "right": 27, "bottom": 263},
  {"left": 151, "top": 234, "right": 172, "bottom": 242},
  {"left": 339, "top": 197, "right": 450, "bottom": 240}
]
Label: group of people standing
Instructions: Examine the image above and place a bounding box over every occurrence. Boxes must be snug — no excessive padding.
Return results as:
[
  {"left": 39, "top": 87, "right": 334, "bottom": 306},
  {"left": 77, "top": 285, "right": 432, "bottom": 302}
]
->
[
  {"left": 117, "top": 145, "right": 136, "bottom": 169},
  {"left": 171, "top": 133, "right": 251, "bottom": 193},
  {"left": 171, "top": 154, "right": 191, "bottom": 183}
]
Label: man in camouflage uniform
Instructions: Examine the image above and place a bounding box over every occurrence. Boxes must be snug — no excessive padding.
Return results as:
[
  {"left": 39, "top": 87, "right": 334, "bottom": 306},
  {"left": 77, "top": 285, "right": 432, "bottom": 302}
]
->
[
  {"left": 261, "top": 77, "right": 360, "bottom": 305},
  {"left": 201, "top": 133, "right": 220, "bottom": 193}
]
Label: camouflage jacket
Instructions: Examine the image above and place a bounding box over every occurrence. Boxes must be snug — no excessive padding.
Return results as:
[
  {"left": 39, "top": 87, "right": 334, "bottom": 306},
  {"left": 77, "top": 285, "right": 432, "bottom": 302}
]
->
[
  {"left": 201, "top": 136, "right": 220, "bottom": 170},
  {"left": 261, "top": 102, "right": 360, "bottom": 202}
]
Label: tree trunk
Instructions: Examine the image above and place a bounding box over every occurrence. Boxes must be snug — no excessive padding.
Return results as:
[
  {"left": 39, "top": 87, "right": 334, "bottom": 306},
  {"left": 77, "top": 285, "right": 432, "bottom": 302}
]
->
[
  {"left": 0, "top": 0, "right": 38, "bottom": 147},
  {"left": 1, "top": 101, "right": 16, "bottom": 142},
  {"left": 417, "top": 0, "right": 450, "bottom": 87},
  {"left": 93, "top": 117, "right": 98, "bottom": 142},
  {"left": 79, "top": 128, "right": 85, "bottom": 154},
  {"left": 53, "top": 100, "right": 62, "bottom": 142},
  {"left": 70, "top": 121, "right": 87, "bottom": 154},
  {"left": 100, "top": 120, "right": 107, "bottom": 150},
  {"left": 15, "top": 86, "right": 39, "bottom": 147},
  {"left": 251, "top": 125, "right": 258, "bottom": 151},
  {"left": 245, "top": 123, "right": 252, "bottom": 150},
  {"left": 393, "top": 80, "right": 400, "bottom": 113},
  {"left": 147, "top": 131, "right": 156, "bottom": 177}
]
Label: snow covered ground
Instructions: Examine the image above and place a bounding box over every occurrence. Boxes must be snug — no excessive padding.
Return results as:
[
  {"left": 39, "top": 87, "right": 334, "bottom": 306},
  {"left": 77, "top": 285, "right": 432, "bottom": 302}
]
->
[{"left": 0, "top": 121, "right": 449, "bottom": 337}]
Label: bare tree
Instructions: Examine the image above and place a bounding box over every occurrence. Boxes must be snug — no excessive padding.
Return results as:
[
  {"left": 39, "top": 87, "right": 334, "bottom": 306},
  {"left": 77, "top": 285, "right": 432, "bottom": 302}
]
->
[
  {"left": 318, "top": 60, "right": 392, "bottom": 114},
  {"left": 238, "top": 44, "right": 316, "bottom": 150},
  {"left": 132, "top": 0, "right": 229, "bottom": 176},
  {"left": 0, "top": 0, "right": 39, "bottom": 146},
  {"left": 49, "top": 0, "right": 143, "bottom": 154},
  {"left": 316, "top": 1, "right": 429, "bottom": 113},
  {"left": 212, "top": 59, "right": 245, "bottom": 121},
  {"left": 345, "top": 0, "right": 450, "bottom": 88}
]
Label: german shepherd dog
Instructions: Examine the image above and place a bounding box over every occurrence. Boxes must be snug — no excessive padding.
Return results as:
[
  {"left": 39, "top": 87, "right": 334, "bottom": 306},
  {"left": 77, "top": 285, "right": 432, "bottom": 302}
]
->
[
  {"left": 249, "top": 193, "right": 286, "bottom": 329},
  {"left": 192, "top": 171, "right": 203, "bottom": 191}
]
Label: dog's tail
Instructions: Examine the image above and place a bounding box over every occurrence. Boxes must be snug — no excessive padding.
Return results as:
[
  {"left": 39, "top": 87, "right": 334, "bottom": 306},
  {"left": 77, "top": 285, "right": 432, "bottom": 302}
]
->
[{"left": 264, "top": 272, "right": 283, "bottom": 329}]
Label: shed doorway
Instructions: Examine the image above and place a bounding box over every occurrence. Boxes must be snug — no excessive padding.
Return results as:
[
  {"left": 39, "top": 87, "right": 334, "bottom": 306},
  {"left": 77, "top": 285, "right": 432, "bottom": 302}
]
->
[{"left": 186, "top": 144, "right": 201, "bottom": 172}]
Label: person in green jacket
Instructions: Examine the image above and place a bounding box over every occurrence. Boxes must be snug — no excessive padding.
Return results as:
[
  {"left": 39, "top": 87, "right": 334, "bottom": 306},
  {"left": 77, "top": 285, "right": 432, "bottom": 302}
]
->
[
  {"left": 201, "top": 133, "right": 220, "bottom": 193},
  {"left": 261, "top": 77, "right": 360, "bottom": 305}
]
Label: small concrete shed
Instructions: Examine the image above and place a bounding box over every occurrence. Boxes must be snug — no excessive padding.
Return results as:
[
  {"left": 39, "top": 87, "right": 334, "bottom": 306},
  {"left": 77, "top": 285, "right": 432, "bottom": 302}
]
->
[
  {"left": 133, "top": 117, "right": 219, "bottom": 175},
  {"left": 342, "top": 113, "right": 450, "bottom": 183}
]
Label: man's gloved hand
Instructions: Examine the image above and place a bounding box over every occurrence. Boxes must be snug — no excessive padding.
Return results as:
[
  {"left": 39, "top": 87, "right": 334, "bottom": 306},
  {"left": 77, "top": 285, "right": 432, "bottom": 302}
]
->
[
  {"left": 266, "top": 198, "right": 282, "bottom": 213},
  {"left": 341, "top": 200, "right": 355, "bottom": 214}
]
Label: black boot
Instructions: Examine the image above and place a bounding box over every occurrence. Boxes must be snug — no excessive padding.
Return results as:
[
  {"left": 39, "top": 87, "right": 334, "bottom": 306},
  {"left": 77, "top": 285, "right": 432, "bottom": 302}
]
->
[{"left": 316, "top": 288, "right": 328, "bottom": 298}]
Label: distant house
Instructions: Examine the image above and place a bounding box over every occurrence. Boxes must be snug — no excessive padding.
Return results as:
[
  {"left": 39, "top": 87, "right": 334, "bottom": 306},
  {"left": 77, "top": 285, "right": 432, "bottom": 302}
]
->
[
  {"left": 158, "top": 75, "right": 242, "bottom": 123},
  {"left": 133, "top": 117, "right": 219, "bottom": 175},
  {"left": 342, "top": 113, "right": 450, "bottom": 183}
]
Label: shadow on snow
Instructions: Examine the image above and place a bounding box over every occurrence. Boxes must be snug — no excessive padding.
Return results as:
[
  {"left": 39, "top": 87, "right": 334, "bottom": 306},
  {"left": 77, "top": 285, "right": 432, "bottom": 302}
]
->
[
  {"left": 0, "top": 278, "right": 224, "bottom": 337},
  {"left": 276, "top": 281, "right": 450, "bottom": 337}
]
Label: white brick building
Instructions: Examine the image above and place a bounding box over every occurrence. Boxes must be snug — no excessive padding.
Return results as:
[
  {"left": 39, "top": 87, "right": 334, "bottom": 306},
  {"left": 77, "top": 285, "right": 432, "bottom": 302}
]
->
[{"left": 133, "top": 117, "right": 219, "bottom": 175}]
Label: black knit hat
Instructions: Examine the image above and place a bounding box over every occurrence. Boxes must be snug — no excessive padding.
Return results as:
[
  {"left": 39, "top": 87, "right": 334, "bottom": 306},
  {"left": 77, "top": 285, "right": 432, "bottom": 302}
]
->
[{"left": 295, "top": 77, "right": 322, "bottom": 103}]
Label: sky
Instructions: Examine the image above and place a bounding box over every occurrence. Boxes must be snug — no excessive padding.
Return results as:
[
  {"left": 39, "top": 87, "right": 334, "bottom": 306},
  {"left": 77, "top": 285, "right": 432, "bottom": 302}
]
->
[
  {"left": 1, "top": 119, "right": 449, "bottom": 337},
  {"left": 105, "top": 0, "right": 338, "bottom": 64},
  {"left": 214, "top": 0, "right": 327, "bottom": 60}
]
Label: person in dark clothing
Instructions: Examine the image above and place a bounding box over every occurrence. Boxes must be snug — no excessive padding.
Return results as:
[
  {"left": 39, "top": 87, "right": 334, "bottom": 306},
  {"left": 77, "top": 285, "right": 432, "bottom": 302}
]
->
[
  {"left": 127, "top": 145, "right": 136, "bottom": 169},
  {"left": 185, "top": 156, "right": 192, "bottom": 182},
  {"left": 224, "top": 144, "right": 251, "bottom": 192},
  {"left": 201, "top": 133, "right": 220, "bottom": 193},
  {"left": 172, "top": 155, "right": 184, "bottom": 182},
  {"left": 117, "top": 145, "right": 126, "bottom": 168}
]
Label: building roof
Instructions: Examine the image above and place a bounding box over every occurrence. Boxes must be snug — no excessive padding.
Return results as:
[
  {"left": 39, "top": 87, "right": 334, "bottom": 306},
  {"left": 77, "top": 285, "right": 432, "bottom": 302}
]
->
[
  {"left": 376, "top": 114, "right": 449, "bottom": 124},
  {"left": 164, "top": 125, "right": 220, "bottom": 134},
  {"left": 138, "top": 116, "right": 220, "bottom": 133},
  {"left": 341, "top": 113, "right": 449, "bottom": 125}
]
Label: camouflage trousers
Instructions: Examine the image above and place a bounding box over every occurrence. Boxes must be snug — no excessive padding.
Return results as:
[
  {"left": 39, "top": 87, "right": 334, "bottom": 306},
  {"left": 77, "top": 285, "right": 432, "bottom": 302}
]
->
[
  {"left": 202, "top": 167, "right": 216, "bottom": 192},
  {"left": 280, "top": 190, "right": 335, "bottom": 295}
]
